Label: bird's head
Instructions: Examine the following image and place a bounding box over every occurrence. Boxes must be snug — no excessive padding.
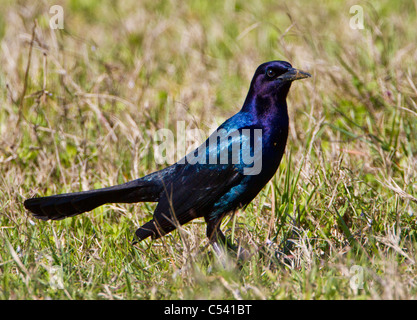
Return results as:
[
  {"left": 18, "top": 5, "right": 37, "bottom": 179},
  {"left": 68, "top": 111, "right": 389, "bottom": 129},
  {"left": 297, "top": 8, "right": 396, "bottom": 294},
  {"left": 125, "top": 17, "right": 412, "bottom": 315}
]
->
[{"left": 248, "top": 60, "right": 311, "bottom": 102}]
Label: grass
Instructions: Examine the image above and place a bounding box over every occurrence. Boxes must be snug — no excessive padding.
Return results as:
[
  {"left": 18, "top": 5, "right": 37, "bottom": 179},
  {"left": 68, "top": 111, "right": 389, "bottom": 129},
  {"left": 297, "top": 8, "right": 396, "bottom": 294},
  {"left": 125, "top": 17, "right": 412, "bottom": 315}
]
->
[{"left": 1, "top": 0, "right": 417, "bottom": 299}]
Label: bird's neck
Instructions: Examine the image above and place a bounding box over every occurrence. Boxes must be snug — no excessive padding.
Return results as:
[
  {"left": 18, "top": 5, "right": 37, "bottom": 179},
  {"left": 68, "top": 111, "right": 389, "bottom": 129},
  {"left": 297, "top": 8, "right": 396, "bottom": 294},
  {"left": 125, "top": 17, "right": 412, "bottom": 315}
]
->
[{"left": 240, "top": 89, "right": 289, "bottom": 126}]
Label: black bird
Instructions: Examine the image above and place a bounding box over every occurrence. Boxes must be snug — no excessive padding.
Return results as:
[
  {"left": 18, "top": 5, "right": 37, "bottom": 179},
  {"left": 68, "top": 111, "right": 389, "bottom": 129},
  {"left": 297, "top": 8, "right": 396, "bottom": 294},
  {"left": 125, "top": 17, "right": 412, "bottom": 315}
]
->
[{"left": 24, "top": 61, "right": 310, "bottom": 252}]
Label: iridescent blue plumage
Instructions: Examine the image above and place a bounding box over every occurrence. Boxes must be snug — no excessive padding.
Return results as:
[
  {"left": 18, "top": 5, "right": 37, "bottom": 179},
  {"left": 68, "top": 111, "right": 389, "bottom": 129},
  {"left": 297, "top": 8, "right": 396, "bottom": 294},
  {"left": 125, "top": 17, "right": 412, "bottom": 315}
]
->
[{"left": 24, "top": 61, "right": 311, "bottom": 248}]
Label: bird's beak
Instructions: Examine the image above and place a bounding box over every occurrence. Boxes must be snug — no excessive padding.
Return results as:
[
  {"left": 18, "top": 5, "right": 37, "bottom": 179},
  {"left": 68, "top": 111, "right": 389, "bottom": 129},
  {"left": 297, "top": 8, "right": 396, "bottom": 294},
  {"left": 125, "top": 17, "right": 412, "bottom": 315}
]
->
[{"left": 278, "top": 68, "right": 311, "bottom": 82}]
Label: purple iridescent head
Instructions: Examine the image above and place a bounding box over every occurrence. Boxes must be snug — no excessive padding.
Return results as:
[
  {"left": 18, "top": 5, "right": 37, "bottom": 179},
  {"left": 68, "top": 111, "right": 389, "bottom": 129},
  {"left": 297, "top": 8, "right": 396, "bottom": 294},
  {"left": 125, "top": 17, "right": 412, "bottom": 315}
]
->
[{"left": 249, "top": 60, "right": 311, "bottom": 100}]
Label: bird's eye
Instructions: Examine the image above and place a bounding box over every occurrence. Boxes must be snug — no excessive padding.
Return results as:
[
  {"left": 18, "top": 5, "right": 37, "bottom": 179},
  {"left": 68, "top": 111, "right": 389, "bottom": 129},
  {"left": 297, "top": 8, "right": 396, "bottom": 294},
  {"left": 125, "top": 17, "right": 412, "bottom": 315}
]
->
[{"left": 266, "top": 69, "right": 276, "bottom": 78}]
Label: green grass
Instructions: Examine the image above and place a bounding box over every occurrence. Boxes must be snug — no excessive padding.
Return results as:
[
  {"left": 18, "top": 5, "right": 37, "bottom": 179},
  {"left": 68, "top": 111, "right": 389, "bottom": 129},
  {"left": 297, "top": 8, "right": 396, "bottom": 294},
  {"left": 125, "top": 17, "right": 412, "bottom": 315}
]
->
[{"left": 1, "top": 0, "right": 417, "bottom": 299}]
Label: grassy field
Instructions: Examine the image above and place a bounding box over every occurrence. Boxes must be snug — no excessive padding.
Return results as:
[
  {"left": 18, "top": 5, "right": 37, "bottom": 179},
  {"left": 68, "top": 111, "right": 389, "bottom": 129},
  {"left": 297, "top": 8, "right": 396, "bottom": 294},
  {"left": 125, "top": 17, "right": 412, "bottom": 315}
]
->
[{"left": 1, "top": 0, "right": 417, "bottom": 300}]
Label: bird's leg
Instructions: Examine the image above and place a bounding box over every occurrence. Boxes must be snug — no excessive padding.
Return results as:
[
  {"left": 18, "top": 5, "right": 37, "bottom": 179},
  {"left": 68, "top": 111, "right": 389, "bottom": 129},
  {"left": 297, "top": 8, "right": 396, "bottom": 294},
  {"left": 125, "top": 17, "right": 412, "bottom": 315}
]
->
[
  {"left": 205, "top": 220, "right": 227, "bottom": 265},
  {"left": 205, "top": 217, "right": 251, "bottom": 264}
]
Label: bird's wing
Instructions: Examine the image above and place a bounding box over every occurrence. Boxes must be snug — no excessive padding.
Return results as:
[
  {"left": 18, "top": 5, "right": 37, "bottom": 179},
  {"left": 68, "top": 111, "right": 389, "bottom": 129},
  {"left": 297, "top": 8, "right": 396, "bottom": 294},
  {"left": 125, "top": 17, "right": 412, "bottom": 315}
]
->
[
  {"left": 148, "top": 121, "right": 265, "bottom": 237},
  {"left": 151, "top": 163, "right": 244, "bottom": 235}
]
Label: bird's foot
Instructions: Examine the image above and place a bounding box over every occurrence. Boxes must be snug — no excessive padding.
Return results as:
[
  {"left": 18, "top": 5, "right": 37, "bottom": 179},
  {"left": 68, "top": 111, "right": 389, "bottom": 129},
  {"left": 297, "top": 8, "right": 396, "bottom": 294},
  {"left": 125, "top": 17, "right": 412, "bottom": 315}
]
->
[
  {"left": 209, "top": 239, "right": 254, "bottom": 268},
  {"left": 211, "top": 241, "right": 228, "bottom": 268},
  {"left": 236, "top": 245, "right": 252, "bottom": 262}
]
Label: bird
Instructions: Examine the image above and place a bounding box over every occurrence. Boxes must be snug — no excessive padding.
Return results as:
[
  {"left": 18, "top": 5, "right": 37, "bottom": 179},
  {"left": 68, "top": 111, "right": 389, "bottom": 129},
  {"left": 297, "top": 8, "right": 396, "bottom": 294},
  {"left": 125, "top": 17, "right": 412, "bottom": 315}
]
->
[{"left": 24, "top": 60, "right": 310, "bottom": 255}]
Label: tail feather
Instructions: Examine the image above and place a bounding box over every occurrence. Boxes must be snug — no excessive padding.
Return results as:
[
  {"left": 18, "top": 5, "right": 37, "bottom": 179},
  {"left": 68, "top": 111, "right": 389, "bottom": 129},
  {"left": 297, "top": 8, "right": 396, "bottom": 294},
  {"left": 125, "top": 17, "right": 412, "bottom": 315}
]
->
[{"left": 24, "top": 180, "right": 162, "bottom": 221}]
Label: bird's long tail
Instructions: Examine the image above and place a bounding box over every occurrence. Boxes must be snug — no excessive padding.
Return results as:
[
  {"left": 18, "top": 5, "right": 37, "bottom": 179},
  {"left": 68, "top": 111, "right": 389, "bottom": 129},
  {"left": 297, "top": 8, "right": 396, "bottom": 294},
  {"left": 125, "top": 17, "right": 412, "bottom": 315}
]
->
[{"left": 24, "top": 179, "right": 161, "bottom": 221}]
